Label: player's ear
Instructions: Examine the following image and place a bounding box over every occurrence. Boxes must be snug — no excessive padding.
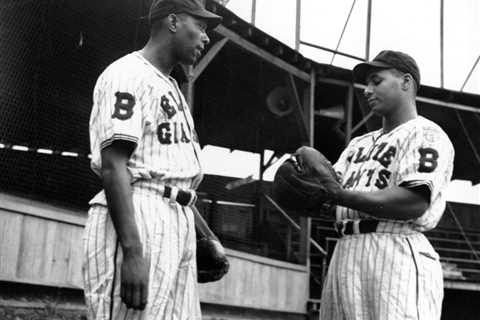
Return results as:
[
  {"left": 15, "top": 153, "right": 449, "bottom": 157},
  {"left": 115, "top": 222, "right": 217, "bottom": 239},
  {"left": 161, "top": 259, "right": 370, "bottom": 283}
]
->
[
  {"left": 166, "top": 13, "right": 179, "bottom": 33},
  {"left": 402, "top": 73, "right": 414, "bottom": 91}
]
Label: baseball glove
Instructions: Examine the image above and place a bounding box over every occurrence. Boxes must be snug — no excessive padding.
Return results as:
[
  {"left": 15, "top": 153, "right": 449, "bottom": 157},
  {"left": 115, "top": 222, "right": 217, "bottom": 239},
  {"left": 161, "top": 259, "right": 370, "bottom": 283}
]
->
[
  {"left": 196, "top": 237, "right": 229, "bottom": 283},
  {"left": 272, "top": 146, "right": 341, "bottom": 210}
]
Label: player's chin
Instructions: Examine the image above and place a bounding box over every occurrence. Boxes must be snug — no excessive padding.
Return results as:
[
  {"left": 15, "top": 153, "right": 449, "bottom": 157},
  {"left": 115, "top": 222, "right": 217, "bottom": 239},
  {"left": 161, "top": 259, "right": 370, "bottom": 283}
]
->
[
  {"left": 370, "top": 104, "right": 386, "bottom": 116},
  {"left": 182, "top": 52, "right": 200, "bottom": 65}
]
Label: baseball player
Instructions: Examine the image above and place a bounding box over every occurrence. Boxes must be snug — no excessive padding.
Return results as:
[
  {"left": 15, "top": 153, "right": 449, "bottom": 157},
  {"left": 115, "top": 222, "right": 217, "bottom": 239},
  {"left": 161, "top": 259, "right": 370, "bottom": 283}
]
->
[
  {"left": 318, "top": 51, "right": 454, "bottom": 319},
  {"left": 82, "top": 1, "right": 222, "bottom": 319}
]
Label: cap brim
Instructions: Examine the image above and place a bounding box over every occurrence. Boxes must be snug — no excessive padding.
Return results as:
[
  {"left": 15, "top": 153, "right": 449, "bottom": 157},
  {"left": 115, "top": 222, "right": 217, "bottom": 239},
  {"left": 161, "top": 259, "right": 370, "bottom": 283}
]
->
[
  {"left": 353, "top": 60, "right": 392, "bottom": 83},
  {"left": 189, "top": 9, "right": 222, "bottom": 30}
]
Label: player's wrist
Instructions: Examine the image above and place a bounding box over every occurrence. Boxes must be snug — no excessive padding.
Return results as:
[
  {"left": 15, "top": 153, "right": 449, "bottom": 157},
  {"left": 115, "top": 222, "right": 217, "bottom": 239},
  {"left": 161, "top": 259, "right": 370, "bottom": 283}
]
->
[
  {"left": 330, "top": 186, "right": 346, "bottom": 205},
  {"left": 122, "top": 243, "right": 143, "bottom": 257}
]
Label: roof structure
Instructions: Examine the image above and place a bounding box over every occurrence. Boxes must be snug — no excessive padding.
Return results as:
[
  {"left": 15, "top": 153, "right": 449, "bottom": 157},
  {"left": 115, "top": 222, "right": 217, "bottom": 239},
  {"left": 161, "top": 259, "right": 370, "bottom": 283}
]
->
[{"left": 194, "top": 0, "right": 480, "bottom": 183}]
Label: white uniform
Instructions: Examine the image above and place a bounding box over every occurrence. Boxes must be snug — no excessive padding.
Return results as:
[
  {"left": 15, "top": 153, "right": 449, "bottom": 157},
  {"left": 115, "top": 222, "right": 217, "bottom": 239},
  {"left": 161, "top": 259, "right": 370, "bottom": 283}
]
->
[
  {"left": 319, "top": 116, "right": 454, "bottom": 320},
  {"left": 83, "top": 51, "right": 203, "bottom": 320}
]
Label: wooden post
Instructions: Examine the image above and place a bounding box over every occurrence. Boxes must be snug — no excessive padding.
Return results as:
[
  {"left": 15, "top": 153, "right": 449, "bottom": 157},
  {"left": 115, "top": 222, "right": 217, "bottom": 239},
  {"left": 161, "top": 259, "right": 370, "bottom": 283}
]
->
[
  {"left": 299, "top": 217, "right": 311, "bottom": 267},
  {"left": 345, "top": 84, "right": 354, "bottom": 145}
]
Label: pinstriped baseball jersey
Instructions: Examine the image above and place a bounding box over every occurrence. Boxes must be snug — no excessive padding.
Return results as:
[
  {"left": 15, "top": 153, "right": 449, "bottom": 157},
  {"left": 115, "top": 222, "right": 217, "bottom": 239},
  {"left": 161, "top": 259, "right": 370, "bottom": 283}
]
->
[
  {"left": 84, "top": 51, "right": 203, "bottom": 320},
  {"left": 319, "top": 116, "right": 454, "bottom": 320},
  {"left": 89, "top": 51, "right": 203, "bottom": 205},
  {"left": 333, "top": 116, "right": 454, "bottom": 232}
]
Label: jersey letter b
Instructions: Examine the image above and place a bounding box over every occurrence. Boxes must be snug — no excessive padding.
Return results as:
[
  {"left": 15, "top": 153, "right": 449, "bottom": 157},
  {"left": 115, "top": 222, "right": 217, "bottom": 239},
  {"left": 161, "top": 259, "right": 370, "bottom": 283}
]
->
[
  {"left": 112, "top": 92, "right": 135, "bottom": 120},
  {"left": 418, "top": 147, "right": 439, "bottom": 173}
]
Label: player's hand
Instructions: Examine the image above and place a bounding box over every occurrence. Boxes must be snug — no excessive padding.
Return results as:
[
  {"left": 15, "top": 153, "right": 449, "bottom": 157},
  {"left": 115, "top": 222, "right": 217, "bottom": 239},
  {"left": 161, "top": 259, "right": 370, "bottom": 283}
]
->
[
  {"left": 120, "top": 249, "right": 149, "bottom": 310},
  {"left": 293, "top": 147, "right": 343, "bottom": 201}
]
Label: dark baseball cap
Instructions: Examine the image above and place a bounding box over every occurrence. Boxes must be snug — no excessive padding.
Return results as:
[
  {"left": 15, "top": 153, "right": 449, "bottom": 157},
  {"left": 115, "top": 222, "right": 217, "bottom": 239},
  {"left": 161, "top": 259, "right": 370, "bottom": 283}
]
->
[
  {"left": 353, "top": 50, "right": 421, "bottom": 90},
  {"left": 149, "top": 0, "right": 222, "bottom": 30}
]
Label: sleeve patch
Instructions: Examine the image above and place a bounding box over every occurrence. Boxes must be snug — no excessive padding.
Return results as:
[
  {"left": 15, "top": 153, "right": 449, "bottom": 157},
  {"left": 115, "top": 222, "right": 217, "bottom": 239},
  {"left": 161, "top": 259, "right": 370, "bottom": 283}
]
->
[
  {"left": 418, "top": 147, "right": 439, "bottom": 173},
  {"left": 112, "top": 91, "right": 135, "bottom": 120}
]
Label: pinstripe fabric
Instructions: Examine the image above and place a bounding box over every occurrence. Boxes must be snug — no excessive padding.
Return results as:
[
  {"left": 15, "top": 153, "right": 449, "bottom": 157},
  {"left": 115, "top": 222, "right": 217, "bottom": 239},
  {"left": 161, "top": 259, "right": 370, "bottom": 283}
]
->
[
  {"left": 84, "top": 51, "right": 203, "bottom": 319},
  {"left": 89, "top": 51, "right": 204, "bottom": 204},
  {"left": 320, "top": 233, "right": 443, "bottom": 320},
  {"left": 332, "top": 116, "right": 454, "bottom": 231},
  {"left": 320, "top": 116, "right": 453, "bottom": 320},
  {"left": 82, "top": 190, "right": 201, "bottom": 320}
]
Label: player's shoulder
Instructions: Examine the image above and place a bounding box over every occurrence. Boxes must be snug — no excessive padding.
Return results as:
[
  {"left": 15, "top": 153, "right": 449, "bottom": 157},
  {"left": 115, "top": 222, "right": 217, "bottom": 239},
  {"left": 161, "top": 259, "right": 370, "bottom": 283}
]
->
[
  {"left": 99, "top": 52, "right": 145, "bottom": 79},
  {"left": 412, "top": 116, "right": 453, "bottom": 149},
  {"left": 416, "top": 116, "right": 450, "bottom": 138}
]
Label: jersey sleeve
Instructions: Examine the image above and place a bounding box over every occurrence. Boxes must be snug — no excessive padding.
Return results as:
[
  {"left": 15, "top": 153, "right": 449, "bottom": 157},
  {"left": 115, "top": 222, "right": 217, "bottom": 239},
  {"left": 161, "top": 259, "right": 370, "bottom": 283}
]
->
[
  {"left": 396, "top": 125, "right": 454, "bottom": 202},
  {"left": 92, "top": 66, "right": 145, "bottom": 150}
]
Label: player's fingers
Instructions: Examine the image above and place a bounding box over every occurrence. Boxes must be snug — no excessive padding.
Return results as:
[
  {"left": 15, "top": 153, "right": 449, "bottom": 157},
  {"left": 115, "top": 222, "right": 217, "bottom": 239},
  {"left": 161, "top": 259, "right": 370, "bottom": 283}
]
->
[
  {"left": 122, "top": 283, "right": 133, "bottom": 309},
  {"left": 140, "top": 282, "right": 148, "bottom": 310},
  {"left": 131, "top": 283, "right": 142, "bottom": 310}
]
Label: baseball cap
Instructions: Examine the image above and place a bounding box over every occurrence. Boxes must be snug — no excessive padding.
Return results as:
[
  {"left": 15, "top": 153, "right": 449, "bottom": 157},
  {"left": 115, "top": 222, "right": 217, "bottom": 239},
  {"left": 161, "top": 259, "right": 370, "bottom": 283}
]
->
[
  {"left": 353, "top": 50, "right": 421, "bottom": 90},
  {"left": 149, "top": 0, "right": 222, "bottom": 30}
]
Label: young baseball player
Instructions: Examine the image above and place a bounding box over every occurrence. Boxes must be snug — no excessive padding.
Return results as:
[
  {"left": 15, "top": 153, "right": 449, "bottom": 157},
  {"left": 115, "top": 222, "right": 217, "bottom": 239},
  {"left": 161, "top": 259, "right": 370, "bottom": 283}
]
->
[
  {"left": 83, "top": 1, "right": 224, "bottom": 319},
  {"left": 318, "top": 51, "right": 454, "bottom": 319}
]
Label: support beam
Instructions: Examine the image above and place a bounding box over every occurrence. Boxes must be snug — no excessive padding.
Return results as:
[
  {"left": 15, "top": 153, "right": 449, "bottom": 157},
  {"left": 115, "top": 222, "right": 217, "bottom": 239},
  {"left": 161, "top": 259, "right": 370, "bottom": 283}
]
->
[
  {"left": 317, "top": 77, "right": 480, "bottom": 114},
  {"left": 460, "top": 55, "right": 480, "bottom": 92},
  {"left": 365, "top": 0, "right": 372, "bottom": 60},
  {"left": 251, "top": 0, "right": 256, "bottom": 25},
  {"left": 259, "top": 148, "right": 265, "bottom": 181},
  {"left": 440, "top": 0, "right": 444, "bottom": 88},
  {"left": 261, "top": 150, "right": 279, "bottom": 174},
  {"left": 264, "top": 194, "right": 327, "bottom": 256},
  {"left": 308, "top": 68, "right": 316, "bottom": 146},
  {"left": 444, "top": 280, "right": 480, "bottom": 291},
  {"left": 299, "top": 217, "right": 311, "bottom": 266},
  {"left": 416, "top": 96, "right": 480, "bottom": 114},
  {"left": 295, "top": 0, "right": 301, "bottom": 51},
  {"left": 351, "top": 111, "right": 374, "bottom": 135},
  {"left": 345, "top": 85, "right": 354, "bottom": 145},
  {"left": 287, "top": 74, "right": 309, "bottom": 142},
  {"left": 300, "top": 40, "right": 365, "bottom": 62},
  {"left": 215, "top": 25, "right": 310, "bottom": 82},
  {"left": 191, "top": 37, "right": 228, "bottom": 83}
]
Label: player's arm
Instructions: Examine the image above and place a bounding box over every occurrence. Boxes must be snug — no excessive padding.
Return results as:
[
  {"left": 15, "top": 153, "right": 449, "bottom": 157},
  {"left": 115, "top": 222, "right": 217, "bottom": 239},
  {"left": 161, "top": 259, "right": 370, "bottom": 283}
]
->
[
  {"left": 193, "top": 206, "right": 219, "bottom": 240},
  {"left": 333, "top": 185, "right": 429, "bottom": 220},
  {"left": 101, "top": 140, "right": 148, "bottom": 310}
]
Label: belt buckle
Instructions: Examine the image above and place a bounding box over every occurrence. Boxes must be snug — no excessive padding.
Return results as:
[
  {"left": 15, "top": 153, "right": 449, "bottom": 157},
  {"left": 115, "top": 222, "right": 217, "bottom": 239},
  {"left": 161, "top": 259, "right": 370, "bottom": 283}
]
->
[{"left": 164, "top": 185, "right": 197, "bottom": 207}]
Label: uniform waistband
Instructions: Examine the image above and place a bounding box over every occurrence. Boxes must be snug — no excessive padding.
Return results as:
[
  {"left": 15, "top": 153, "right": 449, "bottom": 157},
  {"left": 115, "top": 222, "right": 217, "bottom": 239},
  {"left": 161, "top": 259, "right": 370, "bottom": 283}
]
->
[
  {"left": 132, "top": 180, "right": 197, "bottom": 206},
  {"left": 335, "top": 219, "right": 419, "bottom": 237},
  {"left": 89, "top": 181, "right": 197, "bottom": 207},
  {"left": 335, "top": 220, "right": 378, "bottom": 237}
]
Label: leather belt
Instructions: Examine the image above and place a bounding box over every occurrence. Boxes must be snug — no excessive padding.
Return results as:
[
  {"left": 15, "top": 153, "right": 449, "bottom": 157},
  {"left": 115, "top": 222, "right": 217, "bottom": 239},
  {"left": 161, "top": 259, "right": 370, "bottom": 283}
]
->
[
  {"left": 162, "top": 185, "right": 197, "bottom": 206},
  {"left": 335, "top": 219, "right": 379, "bottom": 237}
]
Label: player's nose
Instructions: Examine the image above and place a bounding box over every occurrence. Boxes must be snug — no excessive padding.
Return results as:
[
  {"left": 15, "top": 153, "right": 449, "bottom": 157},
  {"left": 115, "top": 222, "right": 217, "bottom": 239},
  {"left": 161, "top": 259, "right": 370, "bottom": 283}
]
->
[
  {"left": 363, "top": 84, "right": 374, "bottom": 98},
  {"left": 201, "top": 33, "right": 210, "bottom": 46}
]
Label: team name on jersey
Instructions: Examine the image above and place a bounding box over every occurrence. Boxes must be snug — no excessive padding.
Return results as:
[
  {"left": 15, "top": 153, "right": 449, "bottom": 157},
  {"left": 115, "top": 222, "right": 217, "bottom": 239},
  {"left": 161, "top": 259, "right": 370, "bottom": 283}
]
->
[
  {"left": 342, "top": 140, "right": 440, "bottom": 190},
  {"left": 157, "top": 121, "right": 199, "bottom": 144},
  {"left": 343, "top": 142, "right": 397, "bottom": 190},
  {"left": 110, "top": 90, "right": 198, "bottom": 145}
]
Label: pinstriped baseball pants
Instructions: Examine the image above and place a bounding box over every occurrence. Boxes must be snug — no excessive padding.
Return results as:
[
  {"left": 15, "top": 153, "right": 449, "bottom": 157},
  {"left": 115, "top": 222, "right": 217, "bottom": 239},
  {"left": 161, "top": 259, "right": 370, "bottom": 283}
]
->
[
  {"left": 319, "top": 232, "right": 443, "bottom": 320},
  {"left": 82, "top": 189, "right": 201, "bottom": 320}
]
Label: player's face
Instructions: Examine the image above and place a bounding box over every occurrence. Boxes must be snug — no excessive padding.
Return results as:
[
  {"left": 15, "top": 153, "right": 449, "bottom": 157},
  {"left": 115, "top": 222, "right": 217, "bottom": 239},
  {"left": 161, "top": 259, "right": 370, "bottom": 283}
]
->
[
  {"left": 173, "top": 14, "right": 210, "bottom": 65},
  {"left": 364, "top": 69, "right": 405, "bottom": 116}
]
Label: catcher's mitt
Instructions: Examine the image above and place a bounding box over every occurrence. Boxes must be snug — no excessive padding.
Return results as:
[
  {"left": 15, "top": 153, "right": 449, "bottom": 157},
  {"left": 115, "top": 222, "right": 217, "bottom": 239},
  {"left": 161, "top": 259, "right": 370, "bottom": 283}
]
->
[
  {"left": 272, "top": 146, "right": 341, "bottom": 210},
  {"left": 196, "top": 237, "right": 229, "bottom": 283}
]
